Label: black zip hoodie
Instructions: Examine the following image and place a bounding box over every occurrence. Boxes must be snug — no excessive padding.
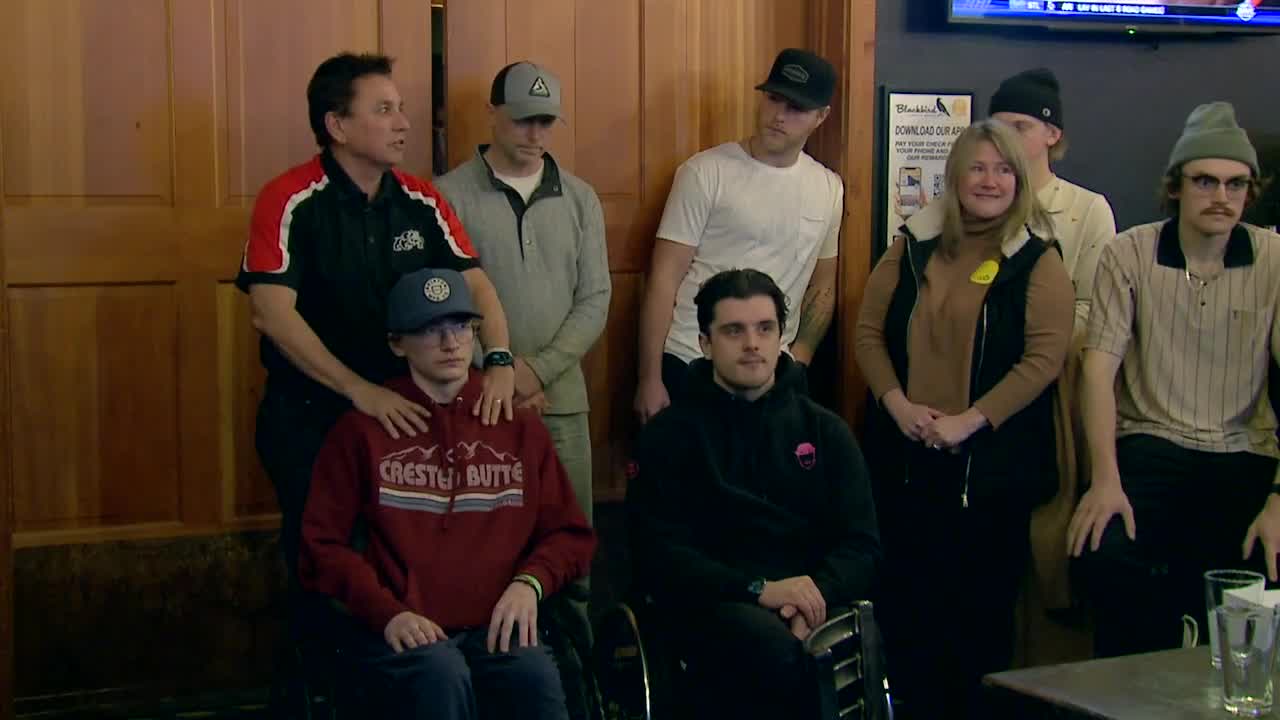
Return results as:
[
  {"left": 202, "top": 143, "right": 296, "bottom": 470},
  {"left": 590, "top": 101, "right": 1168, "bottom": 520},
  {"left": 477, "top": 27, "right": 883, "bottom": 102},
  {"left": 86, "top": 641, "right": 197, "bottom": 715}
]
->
[{"left": 627, "top": 354, "right": 881, "bottom": 610}]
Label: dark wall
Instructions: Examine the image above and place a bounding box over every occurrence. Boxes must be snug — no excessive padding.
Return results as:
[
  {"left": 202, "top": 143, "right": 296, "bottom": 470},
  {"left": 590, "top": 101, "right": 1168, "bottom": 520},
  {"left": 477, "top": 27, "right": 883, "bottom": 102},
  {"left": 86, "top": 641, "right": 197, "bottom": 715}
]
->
[{"left": 875, "top": 2, "right": 1280, "bottom": 232}]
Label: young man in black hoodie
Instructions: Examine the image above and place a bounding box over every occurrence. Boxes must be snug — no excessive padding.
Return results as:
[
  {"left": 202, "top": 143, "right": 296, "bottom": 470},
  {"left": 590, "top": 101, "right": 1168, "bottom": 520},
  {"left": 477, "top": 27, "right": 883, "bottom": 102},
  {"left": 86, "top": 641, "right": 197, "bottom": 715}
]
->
[{"left": 627, "top": 269, "right": 881, "bottom": 720}]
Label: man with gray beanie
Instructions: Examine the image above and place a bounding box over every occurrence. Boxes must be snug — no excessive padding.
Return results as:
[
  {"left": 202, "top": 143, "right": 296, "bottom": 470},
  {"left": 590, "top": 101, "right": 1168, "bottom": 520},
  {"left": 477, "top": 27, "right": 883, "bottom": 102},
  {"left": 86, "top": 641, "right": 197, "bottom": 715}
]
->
[{"left": 1068, "top": 101, "right": 1280, "bottom": 657}]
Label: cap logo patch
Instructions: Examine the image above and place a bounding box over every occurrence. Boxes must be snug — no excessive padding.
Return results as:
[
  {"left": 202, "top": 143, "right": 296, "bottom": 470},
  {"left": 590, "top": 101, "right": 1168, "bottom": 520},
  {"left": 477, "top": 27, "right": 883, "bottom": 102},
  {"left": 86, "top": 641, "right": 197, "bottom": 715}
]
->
[
  {"left": 1042, "top": 107, "right": 1052, "bottom": 118},
  {"left": 423, "top": 277, "right": 451, "bottom": 302},
  {"left": 529, "top": 76, "right": 551, "bottom": 98},
  {"left": 781, "top": 64, "right": 809, "bottom": 84}
]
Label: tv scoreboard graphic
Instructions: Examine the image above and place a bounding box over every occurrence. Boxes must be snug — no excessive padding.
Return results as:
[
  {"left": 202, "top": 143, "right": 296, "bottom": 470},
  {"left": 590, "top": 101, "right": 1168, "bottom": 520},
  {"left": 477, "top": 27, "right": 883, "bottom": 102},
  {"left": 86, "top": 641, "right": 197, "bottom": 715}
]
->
[{"left": 1011, "top": 0, "right": 1264, "bottom": 21}]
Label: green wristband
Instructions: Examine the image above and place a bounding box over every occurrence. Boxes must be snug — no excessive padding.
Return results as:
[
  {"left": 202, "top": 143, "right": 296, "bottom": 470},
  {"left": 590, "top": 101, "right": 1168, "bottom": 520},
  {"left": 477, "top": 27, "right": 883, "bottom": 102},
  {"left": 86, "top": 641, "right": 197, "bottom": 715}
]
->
[{"left": 514, "top": 573, "right": 543, "bottom": 601}]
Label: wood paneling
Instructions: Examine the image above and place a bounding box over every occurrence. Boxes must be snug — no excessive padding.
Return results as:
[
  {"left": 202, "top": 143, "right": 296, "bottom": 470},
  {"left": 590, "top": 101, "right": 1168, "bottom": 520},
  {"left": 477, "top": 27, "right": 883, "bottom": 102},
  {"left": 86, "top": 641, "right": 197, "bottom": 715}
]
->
[
  {"left": 8, "top": 285, "right": 181, "bottom": 532},
  {"left": 689, "top": 0, "right": 808, "bottom": 152},
  {"left": 816, "top": 0, "right": 877, "bottom": 429},
  {"left": 444, "top": 0, "right": 506, "bottom": 171},
  {"left": 1, "top": 1, "right": 173, "bottom": 204},
  {"left": 222, "top": 0, "right": 381, "bottom": 202},
  {"left": 217, "top": 283, "right": 272, "bottom": 520}
]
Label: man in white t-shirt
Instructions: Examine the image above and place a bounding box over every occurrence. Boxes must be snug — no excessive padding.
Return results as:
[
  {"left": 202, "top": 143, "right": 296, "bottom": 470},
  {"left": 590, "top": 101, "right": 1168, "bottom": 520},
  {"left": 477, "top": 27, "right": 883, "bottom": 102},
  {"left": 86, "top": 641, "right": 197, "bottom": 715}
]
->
[{"left": 634, "top": 48, "right": 845, "bottom": 422}]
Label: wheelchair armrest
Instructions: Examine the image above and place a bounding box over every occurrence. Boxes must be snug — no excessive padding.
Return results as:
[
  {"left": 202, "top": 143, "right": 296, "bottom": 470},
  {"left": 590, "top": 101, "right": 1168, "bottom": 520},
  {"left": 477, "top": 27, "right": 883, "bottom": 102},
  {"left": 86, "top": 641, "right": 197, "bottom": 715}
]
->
[{"left": 805, "top": 600, "right": 893, "bottom": 720}]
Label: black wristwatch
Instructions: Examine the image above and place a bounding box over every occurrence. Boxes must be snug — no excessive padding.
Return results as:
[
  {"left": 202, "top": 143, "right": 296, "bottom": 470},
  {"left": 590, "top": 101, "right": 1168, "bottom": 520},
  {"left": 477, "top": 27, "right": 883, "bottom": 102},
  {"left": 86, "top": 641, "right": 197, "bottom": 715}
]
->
[
  {"left": 746, "top": 577, "right": 766, "bottom": 601},
  {"left": 483, "top": 349, "right": 515, "bottom": 369},
  {"left": 1271, "top": 484, "right": 1280, "bottom": 497}
]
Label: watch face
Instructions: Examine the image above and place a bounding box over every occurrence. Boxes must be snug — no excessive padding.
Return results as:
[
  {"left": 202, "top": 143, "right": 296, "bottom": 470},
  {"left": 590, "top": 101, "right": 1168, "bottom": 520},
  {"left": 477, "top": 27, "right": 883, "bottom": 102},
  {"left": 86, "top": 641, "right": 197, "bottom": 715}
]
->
[
  {"left": 484, "top": 350, "right": 514, "bottom": 367},
  {"left": 748, "top": 579, "right": 765, "bottom": 596}
]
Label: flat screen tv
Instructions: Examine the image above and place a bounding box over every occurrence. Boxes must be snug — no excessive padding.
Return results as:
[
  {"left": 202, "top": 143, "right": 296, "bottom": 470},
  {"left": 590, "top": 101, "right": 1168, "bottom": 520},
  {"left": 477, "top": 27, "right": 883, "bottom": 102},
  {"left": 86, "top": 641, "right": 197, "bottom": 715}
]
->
[{"left": 948, "top": 0, "right": 1280, "bottom": 33}]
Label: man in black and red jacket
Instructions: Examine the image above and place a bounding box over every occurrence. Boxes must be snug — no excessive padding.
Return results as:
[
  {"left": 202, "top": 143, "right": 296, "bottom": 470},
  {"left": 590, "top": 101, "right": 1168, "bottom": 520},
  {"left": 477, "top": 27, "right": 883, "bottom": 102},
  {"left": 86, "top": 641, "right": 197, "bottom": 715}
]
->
[
  {"left": 627, "top": 269, "right": 881, "bottom": 720},
  {"left": 301, "top": 268, "right": 595, "bottom": 720}
]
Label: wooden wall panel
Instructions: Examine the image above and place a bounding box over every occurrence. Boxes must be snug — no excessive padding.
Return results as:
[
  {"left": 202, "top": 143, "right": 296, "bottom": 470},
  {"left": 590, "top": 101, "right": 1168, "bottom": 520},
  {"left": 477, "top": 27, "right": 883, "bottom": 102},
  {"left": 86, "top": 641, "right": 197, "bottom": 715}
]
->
[
  {"left": 575, "top": 0, "right": 640, "bottom": 197},
  {"left": 8, "top": 285, "right": 180, "bottom": 533},
  {"left": 217, "top": 284, "right": 272, "bottom": 520},
  {"left": 222, "top": 0, "right": 381, "bottom": 203},
  {"left": 0, "top": 0, "right": 172, "bottom": 204},
  {"left": 444, "top": 0, "right": 506, "bottom": 171},
  {"left": 689, "top": 0, "right": 808, "bottom": 152}
]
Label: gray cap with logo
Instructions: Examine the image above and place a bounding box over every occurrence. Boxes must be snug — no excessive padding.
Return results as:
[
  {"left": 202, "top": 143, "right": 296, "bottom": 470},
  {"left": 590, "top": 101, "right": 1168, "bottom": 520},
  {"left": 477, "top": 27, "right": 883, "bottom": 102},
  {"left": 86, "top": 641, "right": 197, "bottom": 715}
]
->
[
  {"left": 386, "top": 268, "right": 483, "bottom": 334},
  {"left": 490, "top": 61, "right": 562, "bottom": 120}
]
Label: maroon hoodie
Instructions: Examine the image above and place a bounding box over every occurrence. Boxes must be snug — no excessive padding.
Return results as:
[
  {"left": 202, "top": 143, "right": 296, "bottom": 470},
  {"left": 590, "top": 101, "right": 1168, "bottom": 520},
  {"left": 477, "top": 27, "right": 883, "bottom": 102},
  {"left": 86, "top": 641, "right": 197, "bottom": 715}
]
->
[{"left": 300, "top": 370, "right": 596, "bottom": 635}]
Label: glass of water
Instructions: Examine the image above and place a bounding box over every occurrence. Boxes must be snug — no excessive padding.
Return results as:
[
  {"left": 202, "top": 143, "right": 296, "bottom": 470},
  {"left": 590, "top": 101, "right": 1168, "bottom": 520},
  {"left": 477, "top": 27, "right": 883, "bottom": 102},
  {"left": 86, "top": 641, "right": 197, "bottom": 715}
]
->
[
  {"left": 1215, "top": 603, "right": 1280, "bottom": 717},
  {"left": 1206, "top": 569, "right": 1267, "bottom": 668}
]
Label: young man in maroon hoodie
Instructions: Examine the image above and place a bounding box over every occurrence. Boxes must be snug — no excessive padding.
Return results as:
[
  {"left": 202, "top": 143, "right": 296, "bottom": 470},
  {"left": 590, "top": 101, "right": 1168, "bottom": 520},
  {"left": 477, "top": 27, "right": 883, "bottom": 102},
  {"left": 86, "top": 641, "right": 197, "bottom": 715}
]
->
[{"left": 300, "top": 267, "right": 596, "bottom": 720}]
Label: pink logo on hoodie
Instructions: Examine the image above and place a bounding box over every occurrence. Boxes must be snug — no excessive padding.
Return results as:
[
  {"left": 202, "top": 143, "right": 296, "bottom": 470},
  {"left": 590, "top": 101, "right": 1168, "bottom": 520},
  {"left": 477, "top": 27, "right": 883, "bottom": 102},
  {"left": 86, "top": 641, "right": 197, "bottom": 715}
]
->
[{"left": 795, "top": 442, "right": 816, "bottom": 470}]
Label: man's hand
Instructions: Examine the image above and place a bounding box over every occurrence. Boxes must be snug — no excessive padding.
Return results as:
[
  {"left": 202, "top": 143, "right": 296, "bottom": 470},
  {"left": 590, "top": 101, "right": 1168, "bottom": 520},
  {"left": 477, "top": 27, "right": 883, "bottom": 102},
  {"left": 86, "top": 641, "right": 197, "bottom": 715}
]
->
[
  {"left": 487, "top": 581, "right": 539, "bottom": 653},
  {"left": 384, "top": 611, "right": 448, "bottom": 653},
  {"left": 1067, "top": 473, "right": 1135, "bottom": 557},
  {"left": 349, "top": 381, "right": 431, "bottom": 439},
  {"left": 1243, "top": 494, "right": 1280, "bottom": 581},
  {"left": 475, "top": 365, "right": 516, "bottom": 426},
  {"left": 758, "top": 576, "right": 826, "bottom": 628},
  {"left": 884, "top": 393, "right": 942, "bottom": 442},
  {"left": 517, "top": 391, "right": 550, "bottom": 414},
  {"left": 779, "top": 604, "right": 813, "bottom": 641},
  {"left": 919, "top": 409, "right": 986, "bottom": 451},
  {"left": 514, "top": 358, "right": 544, "bottom": 400},
  {"left": 634, "top": 377, "right": 671, "bottom": 424}
]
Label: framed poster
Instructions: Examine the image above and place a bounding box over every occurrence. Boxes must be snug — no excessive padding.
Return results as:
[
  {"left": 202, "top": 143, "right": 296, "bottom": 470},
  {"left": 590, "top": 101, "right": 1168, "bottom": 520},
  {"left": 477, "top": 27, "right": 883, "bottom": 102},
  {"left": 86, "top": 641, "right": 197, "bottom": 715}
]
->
[{"left": 878, "top": 89, "right": 975, "bottom": 257}]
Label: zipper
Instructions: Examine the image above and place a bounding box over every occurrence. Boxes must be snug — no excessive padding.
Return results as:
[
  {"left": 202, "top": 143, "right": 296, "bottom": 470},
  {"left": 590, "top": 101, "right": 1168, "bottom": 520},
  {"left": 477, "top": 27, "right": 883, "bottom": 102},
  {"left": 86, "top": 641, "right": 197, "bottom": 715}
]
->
[
  {"left": 902, "top": 240, "right": 921, "bottom": 486},
  {"left": 962, "top": 302, "right": 989, "bottom": 508}
]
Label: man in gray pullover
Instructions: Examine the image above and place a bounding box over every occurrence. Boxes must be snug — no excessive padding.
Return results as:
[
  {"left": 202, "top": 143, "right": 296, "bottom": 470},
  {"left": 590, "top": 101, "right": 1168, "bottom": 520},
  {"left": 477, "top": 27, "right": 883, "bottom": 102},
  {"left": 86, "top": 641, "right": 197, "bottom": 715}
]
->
[{"left": 436, "top": 59, "right": 611, "bottom": 664}]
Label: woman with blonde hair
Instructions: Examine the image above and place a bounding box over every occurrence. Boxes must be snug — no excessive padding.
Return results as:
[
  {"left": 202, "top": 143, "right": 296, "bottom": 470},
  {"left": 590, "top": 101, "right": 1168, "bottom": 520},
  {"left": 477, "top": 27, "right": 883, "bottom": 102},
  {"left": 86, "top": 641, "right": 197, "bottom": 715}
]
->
[{"left": 855, "top": 119, "right": 1074, "bottom": 719}]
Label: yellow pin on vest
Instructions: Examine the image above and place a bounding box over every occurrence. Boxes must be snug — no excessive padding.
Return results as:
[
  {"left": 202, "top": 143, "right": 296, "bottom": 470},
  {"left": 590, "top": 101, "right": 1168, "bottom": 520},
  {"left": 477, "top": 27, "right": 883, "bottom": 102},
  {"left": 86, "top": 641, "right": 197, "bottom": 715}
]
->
[{"left": 970, "top": 259, "right": 1000, "bottom": 285}]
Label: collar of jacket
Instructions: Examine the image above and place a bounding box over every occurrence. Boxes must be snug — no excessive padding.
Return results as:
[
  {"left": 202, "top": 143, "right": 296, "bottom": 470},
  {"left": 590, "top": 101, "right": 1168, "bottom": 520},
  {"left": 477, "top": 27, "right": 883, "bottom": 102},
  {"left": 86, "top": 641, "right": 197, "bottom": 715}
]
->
[{"left": 902, "top": 196, "right": 1033, "bottom": 259}]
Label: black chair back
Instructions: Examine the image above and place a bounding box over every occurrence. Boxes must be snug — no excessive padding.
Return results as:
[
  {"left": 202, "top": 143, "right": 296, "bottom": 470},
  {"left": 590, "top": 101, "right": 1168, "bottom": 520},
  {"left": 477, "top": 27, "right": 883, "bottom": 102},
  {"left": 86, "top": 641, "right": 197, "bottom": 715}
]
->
[{"left": 805, "top": 601, "right": 893, "bottom": 720}]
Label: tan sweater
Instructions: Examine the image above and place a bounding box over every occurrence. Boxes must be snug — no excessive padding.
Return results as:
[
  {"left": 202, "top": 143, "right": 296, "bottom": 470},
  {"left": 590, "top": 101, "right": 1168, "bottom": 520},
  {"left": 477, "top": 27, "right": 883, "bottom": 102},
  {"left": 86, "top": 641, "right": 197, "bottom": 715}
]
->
[{"left": 855, "top": 235, "right": 1074, "bottom": 428}]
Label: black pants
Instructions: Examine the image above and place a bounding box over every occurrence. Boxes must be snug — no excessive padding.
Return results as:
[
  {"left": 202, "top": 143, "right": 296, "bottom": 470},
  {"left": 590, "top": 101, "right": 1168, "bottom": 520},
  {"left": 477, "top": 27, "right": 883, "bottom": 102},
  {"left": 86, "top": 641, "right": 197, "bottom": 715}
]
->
[
  {"left": 672, "top": 602, "right": 818, "bottom": 720},
  {"left": 1076, "top": 434, "right": 1276, "bottom": 658},
  {"left": 342, "top": 623, "right": 568, "bottom": 720},
  {"left": 877, "top": 450, "right": 1030, "bottom": 720},
  {"left": 661, "top": 353, "right": 692, "bottom": 404},
  {"left": 255, "top": 386, "right": 343, "bottom": 632}
]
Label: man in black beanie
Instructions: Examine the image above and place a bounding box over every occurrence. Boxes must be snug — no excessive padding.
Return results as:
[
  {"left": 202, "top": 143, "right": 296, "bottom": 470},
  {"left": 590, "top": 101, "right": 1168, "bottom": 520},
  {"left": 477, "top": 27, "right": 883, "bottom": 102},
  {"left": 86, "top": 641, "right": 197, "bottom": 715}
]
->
[
  {"left": 1069, "top": 101, "right": 1280, "bottom": 657},
  {"left": 990, "top": 67, "right": 1116, "bottom": 335}
]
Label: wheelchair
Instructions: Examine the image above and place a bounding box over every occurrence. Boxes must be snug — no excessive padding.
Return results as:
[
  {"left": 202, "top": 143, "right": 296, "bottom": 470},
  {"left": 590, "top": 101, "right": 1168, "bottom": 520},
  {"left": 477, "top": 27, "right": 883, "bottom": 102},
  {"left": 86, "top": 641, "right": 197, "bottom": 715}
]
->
[
  {"left": 286, "top": 585, "right": 603, "bottom": 720},
  {"left": 592, "top": 596, "right": 892, "bottom": 720}
]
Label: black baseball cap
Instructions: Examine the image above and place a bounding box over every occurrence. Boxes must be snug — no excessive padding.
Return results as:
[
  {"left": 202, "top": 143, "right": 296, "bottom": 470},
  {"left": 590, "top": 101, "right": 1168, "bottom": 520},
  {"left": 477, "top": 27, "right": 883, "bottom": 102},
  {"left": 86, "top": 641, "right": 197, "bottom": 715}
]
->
[
  {"left": 755, "top": 48, "right": 836, "bottom": 110},
  {"left": 386, "top": 268, "right": 483, "bottom": 334}
]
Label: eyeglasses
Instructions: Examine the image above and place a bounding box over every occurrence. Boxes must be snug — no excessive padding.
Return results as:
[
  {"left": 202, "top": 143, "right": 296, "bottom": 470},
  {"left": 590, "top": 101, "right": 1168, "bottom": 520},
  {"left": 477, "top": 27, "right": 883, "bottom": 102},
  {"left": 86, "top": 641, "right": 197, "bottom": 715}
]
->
[
  {"left": 410, "top": 319, "right": 477, "bottom": 345},
  {"left": 1186, "top": 174, "right": 1252, "bottom": 197}
]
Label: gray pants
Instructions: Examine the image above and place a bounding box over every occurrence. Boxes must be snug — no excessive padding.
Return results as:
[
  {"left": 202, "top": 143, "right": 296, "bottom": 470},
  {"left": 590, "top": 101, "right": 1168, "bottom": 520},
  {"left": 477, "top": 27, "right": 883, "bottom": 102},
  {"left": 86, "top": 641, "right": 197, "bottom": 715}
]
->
[{"left": 541, "top": 412, "right": 593, "bottom": 643}]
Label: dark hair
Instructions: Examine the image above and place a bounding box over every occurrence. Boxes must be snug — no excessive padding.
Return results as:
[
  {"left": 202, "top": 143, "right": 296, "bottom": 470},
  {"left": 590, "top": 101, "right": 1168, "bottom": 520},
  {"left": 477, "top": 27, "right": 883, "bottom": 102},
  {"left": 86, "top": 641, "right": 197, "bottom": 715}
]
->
[
  {"left": 694, "top": 269, "right": 788, "bottom": 336},
  {"left": 1160, "top": 163, "right": 1265, "bottom": 217},
  {"left": 307, "top": 53, "right": 394, "bottom": 148}
]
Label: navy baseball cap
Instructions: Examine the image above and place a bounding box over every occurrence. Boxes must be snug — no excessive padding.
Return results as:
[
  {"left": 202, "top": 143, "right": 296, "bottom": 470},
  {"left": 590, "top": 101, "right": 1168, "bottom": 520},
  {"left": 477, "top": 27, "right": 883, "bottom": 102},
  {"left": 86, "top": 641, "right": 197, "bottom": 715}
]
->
[{"left": 386, "top": 268, "right": 482, "bottom": 334}]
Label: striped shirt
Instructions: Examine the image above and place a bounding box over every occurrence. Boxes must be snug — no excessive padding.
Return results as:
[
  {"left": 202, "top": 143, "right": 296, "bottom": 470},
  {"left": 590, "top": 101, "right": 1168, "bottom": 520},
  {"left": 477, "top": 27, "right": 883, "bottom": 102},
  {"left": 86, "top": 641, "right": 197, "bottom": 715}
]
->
[{"left": 1085, "top": 219, "right": 1280, "bottom": 457}]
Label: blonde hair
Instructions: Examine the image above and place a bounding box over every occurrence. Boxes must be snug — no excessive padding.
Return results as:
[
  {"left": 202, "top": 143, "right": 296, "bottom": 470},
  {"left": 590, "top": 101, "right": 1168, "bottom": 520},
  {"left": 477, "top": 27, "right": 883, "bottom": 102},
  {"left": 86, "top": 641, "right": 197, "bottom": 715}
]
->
[
  {"left": 1048, "top": 130, "right": 1069, "bottom": 163},
  {"left": 939, "top": 119, "right": 1052, "bottom": 258}
]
